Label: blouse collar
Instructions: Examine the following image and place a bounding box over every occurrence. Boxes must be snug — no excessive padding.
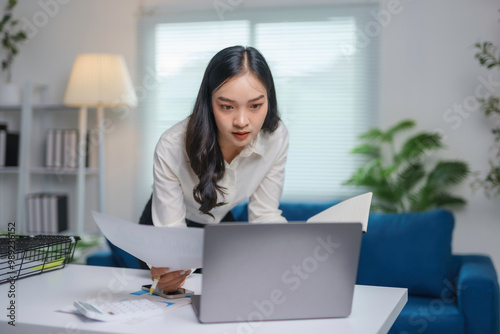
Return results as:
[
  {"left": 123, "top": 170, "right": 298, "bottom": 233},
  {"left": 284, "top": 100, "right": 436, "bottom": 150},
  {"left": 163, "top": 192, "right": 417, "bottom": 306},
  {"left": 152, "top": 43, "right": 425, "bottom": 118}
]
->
[{"left": 239, "top": 130, "right": 266, "bottom": 158}]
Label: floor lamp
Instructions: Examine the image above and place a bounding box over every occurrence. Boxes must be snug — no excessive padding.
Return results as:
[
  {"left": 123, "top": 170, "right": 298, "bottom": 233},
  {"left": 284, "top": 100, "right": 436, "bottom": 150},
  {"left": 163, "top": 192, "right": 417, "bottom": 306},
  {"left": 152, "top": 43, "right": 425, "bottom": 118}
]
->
[{"left": 63, "top": 54, "right": 137, "bottom": 234}]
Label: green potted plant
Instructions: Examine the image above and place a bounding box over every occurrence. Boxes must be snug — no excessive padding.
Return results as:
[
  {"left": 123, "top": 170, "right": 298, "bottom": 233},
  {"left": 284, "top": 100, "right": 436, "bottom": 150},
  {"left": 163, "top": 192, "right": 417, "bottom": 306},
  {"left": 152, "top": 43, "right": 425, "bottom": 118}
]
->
[
  {"left": 0, "top": 0, "right": 27, "bottom": 105},
  {"left": 473, "top": 41, "right": 500, "bottom": 197},
  {"left": 344, "top": 119, "right": 470, "bottom": 213}
]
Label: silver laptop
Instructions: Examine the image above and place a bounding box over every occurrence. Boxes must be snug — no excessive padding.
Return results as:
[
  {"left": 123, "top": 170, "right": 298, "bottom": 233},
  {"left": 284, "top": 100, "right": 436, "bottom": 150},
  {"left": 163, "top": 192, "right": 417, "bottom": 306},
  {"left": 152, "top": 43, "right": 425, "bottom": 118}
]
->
[{"left": 191, "top": 222, "right": 362, "bottom": 323}]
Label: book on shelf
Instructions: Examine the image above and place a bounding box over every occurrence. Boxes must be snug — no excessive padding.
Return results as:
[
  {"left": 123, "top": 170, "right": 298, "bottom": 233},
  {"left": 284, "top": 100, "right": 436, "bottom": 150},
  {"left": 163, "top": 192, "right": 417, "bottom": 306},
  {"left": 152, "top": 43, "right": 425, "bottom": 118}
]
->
[
  {"left": 0, "top": 122, "right": 20, "bottom": 167},
  {"left": 64, "top": 129, "right": 78, "bottom": 168},
  {"left": 5, "top": 132, "right": 19, "bottom": 166},
  {"left": 45, "top": 130, "right": 54, "bottom": 168},
  {"left": 26, "top": 192, "right": 68, "bottom": 234},
  {"left": 53, "top": 129, "right": 62, "bottom": 168},
  {"left": 45, "top": 129, "right": 89, "bottom": 170},
  {"left": 0, "top": 123, "right": 6, "bottom": 166}
]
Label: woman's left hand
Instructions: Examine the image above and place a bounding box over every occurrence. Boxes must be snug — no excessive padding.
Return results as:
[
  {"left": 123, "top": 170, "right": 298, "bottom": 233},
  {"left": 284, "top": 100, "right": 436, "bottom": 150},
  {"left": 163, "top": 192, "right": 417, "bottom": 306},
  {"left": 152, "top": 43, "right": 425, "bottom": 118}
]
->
[{"left": 150, "top": 267, "right": 192, "bottom": 293}]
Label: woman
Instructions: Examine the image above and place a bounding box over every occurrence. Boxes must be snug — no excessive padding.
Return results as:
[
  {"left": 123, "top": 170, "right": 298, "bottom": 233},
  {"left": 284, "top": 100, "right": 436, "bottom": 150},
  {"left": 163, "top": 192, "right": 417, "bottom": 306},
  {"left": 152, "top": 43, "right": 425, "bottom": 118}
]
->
[{"left": 144, "top": 45, "right": 289, "bottom": 292}]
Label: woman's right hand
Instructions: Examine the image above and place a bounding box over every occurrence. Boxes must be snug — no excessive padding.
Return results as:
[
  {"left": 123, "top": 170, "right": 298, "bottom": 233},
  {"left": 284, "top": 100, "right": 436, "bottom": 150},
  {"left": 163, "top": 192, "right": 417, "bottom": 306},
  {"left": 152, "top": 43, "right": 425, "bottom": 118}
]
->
[{"left": 150, "top": 267, "right": 191, "bottom": 293}]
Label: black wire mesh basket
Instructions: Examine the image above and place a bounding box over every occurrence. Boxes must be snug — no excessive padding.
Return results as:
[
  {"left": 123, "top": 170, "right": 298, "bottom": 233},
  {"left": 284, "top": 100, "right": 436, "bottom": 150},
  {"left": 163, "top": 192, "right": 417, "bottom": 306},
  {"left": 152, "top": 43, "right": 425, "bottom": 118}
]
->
[{"left": 0, "top": 235, "right": 80, "bottom": 284}]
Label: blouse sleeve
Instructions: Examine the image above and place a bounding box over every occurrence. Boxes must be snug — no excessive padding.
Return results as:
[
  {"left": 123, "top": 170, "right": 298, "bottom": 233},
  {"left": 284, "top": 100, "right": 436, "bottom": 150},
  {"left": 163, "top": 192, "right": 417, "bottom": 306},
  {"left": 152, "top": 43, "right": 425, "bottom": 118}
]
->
[
  {"left": 152, "top": 138, "right": 188, "bottom": 228},
  {"left": 247, "top": 126, "right": 289, "bottom": 223}
]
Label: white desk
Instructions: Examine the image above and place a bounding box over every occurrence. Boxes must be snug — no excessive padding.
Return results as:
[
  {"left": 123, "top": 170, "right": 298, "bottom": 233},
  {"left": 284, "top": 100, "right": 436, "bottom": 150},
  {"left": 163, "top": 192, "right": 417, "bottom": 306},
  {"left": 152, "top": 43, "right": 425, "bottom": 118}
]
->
[{"left": 0, "top": 264, "right": 407, "bottom": 334}]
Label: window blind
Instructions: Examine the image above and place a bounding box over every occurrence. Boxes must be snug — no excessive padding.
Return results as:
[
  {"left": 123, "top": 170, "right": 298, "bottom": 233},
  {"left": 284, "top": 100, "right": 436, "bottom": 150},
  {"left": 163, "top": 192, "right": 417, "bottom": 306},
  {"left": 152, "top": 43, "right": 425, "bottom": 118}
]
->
[{"left": 137, "top": 5, "right": 378, "bottom": 202}]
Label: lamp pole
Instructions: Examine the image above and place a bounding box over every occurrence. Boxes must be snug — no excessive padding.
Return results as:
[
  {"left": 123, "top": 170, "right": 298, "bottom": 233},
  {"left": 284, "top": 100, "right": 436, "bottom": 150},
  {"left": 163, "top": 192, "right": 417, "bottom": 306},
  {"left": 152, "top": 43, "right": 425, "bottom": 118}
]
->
[
  {"left": 76, "top": 106, "right": 87, "bottom": 235},
  {"left": 96, "top": 104, "right": 106, "bottom": 214}
]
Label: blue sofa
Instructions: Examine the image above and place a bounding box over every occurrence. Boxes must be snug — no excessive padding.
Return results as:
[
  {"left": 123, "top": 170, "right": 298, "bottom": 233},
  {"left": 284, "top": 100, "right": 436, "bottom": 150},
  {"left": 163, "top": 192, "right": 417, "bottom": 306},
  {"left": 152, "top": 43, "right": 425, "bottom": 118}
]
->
[{"left": 87, "top": 202, "right": 499, "bottom": 334}]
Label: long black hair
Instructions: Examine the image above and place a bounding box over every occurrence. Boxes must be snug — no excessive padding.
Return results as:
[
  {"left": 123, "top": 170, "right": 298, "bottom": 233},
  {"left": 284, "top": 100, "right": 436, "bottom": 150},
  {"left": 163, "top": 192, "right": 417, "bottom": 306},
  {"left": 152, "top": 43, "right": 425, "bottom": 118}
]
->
[{"left": 186, "top": 45, "right": 281, "bottom": 216}]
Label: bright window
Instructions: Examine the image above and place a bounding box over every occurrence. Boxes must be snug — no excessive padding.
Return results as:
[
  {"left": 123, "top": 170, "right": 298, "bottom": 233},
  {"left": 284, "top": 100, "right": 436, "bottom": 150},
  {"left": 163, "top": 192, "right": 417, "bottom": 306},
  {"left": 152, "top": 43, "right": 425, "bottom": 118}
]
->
[{"left": 137, "top": 5, "right": 378, "bottom": 202}]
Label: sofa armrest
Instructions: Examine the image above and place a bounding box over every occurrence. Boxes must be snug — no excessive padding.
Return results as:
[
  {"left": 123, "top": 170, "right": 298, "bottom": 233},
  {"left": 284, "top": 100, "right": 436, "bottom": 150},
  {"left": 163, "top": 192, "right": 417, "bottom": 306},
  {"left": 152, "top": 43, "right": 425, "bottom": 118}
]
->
[{"left": 456, "top": 255, "right": 499, "bottom": 334}]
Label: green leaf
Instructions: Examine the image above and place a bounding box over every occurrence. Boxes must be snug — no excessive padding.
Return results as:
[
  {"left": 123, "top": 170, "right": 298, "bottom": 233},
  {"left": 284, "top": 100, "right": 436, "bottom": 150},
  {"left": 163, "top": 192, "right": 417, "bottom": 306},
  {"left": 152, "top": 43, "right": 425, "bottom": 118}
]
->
[
  {"left": 344, "top": 158, "right": 386, "bottom": 187},
  {"left": 381, "top": 119, "right": 415, "bottom": 142},
  {"left": 397, "top": 132, "right": 443, "bottom": 161},
  {"left": 426, "top": 161, "right": 470, "bottom": 187},
  {"left": 350, "top": 144, "right": 380, "bottom": 158},
  {"left": 397, "top": 162, "right": 425, "bottom": 191},
  {"left": 408, "top": 185, "right": 435, "bottom": 212},
  {"left": 2, "top": 36, "right": 9, "bottom": 49},
  {"left": 373, "top": 187, "right": 401, "bottom": 204},
  {"left": 434, "top": 192, "right": 467, "bottom": 208},
  {"left": 343, "top": 159, "right": 382, "bottom": 187},
  {"left": 372, "top": 202, "right": 399, "bottom": 213},
  {"left": 343, "top": 173, "right": 360, "bottom": 186},
  {"left": 12, "top": 31, "right": 26, "bottom": 42},
  {"left": 474, "top": 41, "right": 500, "bottom": 69},
  {"left": 343, "top": 165, "right": 370, "bottom": 186},
  {"left": 1, "top": 14, "right": 11, "bottom": 26},
  {"left": 381, "top": 164, "right": 399, "bottom": 179},
  {"left": 8, "top": 0, "right": 17, "bottom": 11},
  {"left": 485, "top": 164, "right": 500, "bottom": 184},
  {"left": 358, "top": 128, "right": 383, "bottom": 141},
  {"left": 364, "top": 157, "right": 384, "bottom": 174},
  {"left": 479, "top": 96, "right": 500, "bottom": 117}
]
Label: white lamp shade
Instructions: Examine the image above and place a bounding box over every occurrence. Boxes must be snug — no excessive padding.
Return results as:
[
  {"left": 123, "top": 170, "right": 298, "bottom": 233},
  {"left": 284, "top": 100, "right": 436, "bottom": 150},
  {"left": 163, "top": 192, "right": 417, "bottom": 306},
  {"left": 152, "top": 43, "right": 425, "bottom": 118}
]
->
[{"left": 64, "top": 53, "right": 137, "bottom": 107}]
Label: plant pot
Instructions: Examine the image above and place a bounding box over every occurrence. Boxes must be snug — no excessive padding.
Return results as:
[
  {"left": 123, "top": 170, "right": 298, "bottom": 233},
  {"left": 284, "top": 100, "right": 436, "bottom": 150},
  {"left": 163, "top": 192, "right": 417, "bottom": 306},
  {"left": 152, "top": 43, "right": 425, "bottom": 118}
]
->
[{"left": 0, "top": 83, "right": 22, "bottom": 106}]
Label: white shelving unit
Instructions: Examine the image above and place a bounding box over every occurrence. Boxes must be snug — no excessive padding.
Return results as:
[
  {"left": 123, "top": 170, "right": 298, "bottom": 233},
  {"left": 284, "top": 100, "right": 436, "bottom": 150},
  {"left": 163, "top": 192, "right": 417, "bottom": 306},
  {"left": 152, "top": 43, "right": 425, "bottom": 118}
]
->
[{"left": 0, "top": 82, "right": 102, "bottom": 234}]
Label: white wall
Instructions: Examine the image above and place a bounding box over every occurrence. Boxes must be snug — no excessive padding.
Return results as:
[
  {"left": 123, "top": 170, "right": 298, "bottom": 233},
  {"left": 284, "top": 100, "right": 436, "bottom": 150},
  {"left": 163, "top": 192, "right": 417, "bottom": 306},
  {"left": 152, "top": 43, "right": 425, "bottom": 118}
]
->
[
  {"left": 4, "top": 0, "right": 139, "bottom": 231},
  {"left": 6, "top": 0, "right": 500, "bottom": 272},
  {"left": 379, "top": 0, "right": 500, "bottom": 273}
]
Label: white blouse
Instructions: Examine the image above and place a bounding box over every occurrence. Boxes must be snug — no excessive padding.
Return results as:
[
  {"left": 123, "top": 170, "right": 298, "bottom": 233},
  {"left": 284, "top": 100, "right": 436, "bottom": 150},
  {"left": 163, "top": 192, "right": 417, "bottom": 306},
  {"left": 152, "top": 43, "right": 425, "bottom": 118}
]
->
[{"left": 152, "top": 118, "right": 289, "bottom": 228}]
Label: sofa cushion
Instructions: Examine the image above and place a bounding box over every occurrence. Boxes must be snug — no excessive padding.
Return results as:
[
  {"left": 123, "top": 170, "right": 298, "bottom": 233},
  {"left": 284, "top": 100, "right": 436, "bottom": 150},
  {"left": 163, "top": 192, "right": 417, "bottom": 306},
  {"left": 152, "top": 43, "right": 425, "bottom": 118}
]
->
[
  {"left": 86, "top": 249, "right": 117, "bottom": 267},
  {"left": 389, "top": 295, "right": 464, "bottom": 334},
  {"left": 356, "top": 209, "right": 455, "bottom": 298},
  {"left": 231, "top": 201, "right": 339, "bottom": 222}
]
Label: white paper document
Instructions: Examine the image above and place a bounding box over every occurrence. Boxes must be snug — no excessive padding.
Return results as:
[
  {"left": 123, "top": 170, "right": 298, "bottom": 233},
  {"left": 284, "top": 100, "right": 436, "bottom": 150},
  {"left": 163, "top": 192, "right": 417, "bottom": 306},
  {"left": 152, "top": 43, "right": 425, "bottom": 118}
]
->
[
  {"left": 92, "top": 192, "right": 371, "bottom": 270},
  {"left": 307, "top": 192, "right": 372, "bottom": 232},
  {"left": 92, "top": 211, "right": 203, "bottom": 270}
]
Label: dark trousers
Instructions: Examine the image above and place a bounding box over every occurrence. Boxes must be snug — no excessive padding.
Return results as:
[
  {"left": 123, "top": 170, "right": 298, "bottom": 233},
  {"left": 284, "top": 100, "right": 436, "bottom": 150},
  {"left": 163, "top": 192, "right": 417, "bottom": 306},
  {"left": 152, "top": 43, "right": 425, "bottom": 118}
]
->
[{"left": 138, "top": 195, "right": 234, "bottom": 270}]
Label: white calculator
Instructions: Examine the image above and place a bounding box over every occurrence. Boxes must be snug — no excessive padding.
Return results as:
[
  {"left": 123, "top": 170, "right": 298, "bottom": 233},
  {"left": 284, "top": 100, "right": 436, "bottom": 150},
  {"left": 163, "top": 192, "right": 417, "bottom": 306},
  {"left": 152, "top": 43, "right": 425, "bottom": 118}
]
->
[{"left": 74, "top": 299, "right": 162, "bottom": 321}]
